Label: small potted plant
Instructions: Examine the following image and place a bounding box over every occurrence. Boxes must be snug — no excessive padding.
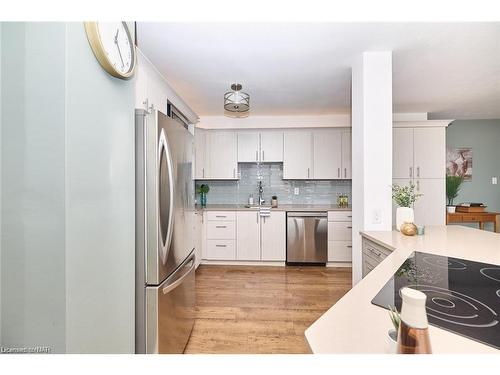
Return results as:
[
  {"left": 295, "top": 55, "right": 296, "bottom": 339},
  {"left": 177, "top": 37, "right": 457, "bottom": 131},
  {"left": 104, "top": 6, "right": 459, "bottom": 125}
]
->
[
  {"left": 196, "top": 184, "right": 210, "bottom": 207},
  {"left": 387, "top": 305, "right": 400, "bottom": 354},
  {"left": 446, "top": 175, "right": 464, "bottom": 213},
  {"left": 392, "top": 182, "right": 422, "bottom": 231}
]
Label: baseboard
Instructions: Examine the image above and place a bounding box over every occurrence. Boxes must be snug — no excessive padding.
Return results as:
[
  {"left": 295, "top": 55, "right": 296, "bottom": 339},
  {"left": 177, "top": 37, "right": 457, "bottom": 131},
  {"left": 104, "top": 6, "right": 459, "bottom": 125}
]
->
[
  {"left": 200, "top": 260, "right": 285, "bottom": 267},
  {"left": 326, "top": 262, "right": 352, "bottom": 268}
]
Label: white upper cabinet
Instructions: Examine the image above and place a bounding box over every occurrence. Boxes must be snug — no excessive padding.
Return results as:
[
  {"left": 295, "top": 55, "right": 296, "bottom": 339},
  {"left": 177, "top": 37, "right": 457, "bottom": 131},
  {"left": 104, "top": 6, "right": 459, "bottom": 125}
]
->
[
  {"left": 236, "top": 211, "right": 261, "bottom": 261},
  {"left": 261, "top": 211, "right": 286, "bottom": 261},
  {"left": 313, "top": 129, "right": 342, "bottom": 179},
  {"left": 237, "top": 131, "right": 283, "bottom": 163},
  {"left": 283, "top": 131, "right": 313, "bottom": 179},
  {"left": 237, "top": 132, "right": 260, "bottom": 163},
  {"left": 341, "top": 131, "right": 352, "bottom": 179},
  {"left": 194, "top": 129, "right": 208, "bottom": 179},
  {"left": 260, "top": 131, "right": 283, "bottom": 162},
  {"left": 413, "top": 128, "right": 446, "bottom": 179},
  {"left": 208, "top": 131, "right": 238, "bottom": 180},
  {"left": 393, "top": 128, "right": 414, "bottom": 179}
]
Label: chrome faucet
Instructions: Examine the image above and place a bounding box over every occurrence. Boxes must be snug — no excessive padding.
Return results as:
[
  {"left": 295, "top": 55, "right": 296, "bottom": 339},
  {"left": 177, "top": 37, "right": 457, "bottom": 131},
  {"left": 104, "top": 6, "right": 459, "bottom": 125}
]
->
[{"left": 258, "top": 181, "right": 265, "bottom": 206}]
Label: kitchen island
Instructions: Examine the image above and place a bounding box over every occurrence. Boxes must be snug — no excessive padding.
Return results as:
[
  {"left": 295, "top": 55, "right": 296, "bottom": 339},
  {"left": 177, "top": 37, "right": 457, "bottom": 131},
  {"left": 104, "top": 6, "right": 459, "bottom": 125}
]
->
[{"left": 305, "top": 225, "right": 500, "bottom": 353}]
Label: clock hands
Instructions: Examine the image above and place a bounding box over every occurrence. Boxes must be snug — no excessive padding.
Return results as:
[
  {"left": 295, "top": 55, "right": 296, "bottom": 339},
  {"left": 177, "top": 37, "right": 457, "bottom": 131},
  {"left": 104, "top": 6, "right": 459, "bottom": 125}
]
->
[{"left": 114, "top": 29, "right": 125, "bottom": 69}]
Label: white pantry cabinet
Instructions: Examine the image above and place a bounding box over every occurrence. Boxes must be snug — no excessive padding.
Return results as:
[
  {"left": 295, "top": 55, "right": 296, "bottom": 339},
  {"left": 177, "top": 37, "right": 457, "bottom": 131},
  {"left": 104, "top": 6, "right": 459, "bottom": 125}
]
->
[
  {"left": 393, "top": 128, "right": 414, "bottom": 179},
  {"left": 283, "top": 131, "right": 313, "bottom": 179},
  {"left": 414, "top": 178, "right": 446, "bottom": 226},
  {"left": 261, "top": 211, "right": 286, "bottom": 261},
  {"left": 313, "top": 129, "right": 342, "bottom": 179},
  {"left": 413, "top": 128, "right": 446, "bottom": 179},
  {"left": 236, "top": 211, "right": 261, "bottom": 260}
]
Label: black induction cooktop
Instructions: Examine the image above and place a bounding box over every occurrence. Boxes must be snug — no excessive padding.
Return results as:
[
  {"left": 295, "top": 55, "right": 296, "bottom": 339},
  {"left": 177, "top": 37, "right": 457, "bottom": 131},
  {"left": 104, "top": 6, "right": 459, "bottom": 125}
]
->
[{"left": 371, "top": 251, "right": 500, "bottom": 350}]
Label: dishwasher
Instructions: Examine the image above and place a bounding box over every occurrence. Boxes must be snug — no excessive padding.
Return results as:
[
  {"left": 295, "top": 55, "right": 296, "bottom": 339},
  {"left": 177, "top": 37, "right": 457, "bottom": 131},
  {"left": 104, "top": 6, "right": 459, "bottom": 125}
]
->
[{"left": 286, "top": 212, "right": 328, "bottom": 265}]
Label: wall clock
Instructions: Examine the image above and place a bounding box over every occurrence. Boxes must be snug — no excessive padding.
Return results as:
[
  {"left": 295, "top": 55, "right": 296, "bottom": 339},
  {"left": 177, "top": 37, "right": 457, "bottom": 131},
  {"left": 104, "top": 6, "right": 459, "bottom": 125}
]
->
[{"left": 84, "top": 22, "right": 136, "bottom": 80}]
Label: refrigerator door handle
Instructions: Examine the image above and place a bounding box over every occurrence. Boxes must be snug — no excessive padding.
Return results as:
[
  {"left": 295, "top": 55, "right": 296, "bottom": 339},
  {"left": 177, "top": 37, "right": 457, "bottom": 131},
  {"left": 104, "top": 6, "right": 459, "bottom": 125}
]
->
[
  {"left": 158, "top": 129, "right": 175, "bottom": 264},
  {"left": 162, "top": 252, "right": 196, "bottom": 295}
]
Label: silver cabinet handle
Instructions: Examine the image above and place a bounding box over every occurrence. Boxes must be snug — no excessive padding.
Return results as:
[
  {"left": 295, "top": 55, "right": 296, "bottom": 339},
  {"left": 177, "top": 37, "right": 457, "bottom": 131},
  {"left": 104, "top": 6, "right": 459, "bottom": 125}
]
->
[
  {"left": 215, "top": 244, "right": 227, "bottom": 248},
  {"left": 307, "top": 168, "right": 310, "bottom": 178},
  {"left": 262, "top": 150, "right": 265, "bottom": 161},
  {"left": 215, "top": 225, "right": 227, "bottom": 228},
  {"left": 344, "top": 168, "right": 347, "bottom": 178},
  {"left": 369, "top": 247, "right": 382, "bottom": 258},
  {"left": 338, "top": 168, "right": 340, "bottom": 178},
  {"left": 347, "top": 226, "right": 352, "bottom": 229},
  {"left": 416, "top": 180, "right": 420, "bottom": 191},
  {"left": 215, "top": 215, "right": 226, "bottom": 218},
  {"left": 417, "top": 166, "right": 420, "bottom": 177},
  {"left": 256, "top": 150, "right": 259, "bottom": 161},
  {"left": 409, "top": 167, "right": 412, "bottom": 178},
  {"left": 347, "top": 245, "right": 352, "bottom": 248},
  {"left": 233, "top": 168, "right": 236, "bottom": 178},
  {"left": 347, "top": 215, "right": 352, "bottom": 218},
  {"left": 202, "top": 168, "right": 205, "bottom": 178}
]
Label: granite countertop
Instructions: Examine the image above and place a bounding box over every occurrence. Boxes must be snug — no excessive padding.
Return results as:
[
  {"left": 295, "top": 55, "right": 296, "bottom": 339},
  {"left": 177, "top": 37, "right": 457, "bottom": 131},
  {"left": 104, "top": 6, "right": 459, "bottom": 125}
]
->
[
  {"left": 305, "top": 225, "right": 500, "bottom": 354},
  {"left": 195, "top": 204, "right": 352, "bottom": 212}
]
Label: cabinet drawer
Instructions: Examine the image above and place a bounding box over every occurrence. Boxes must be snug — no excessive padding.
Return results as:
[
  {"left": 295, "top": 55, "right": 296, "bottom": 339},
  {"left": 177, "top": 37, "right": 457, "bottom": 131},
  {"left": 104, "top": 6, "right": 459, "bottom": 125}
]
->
[
  {"left": 362, "top": 238, "right": 392, "bottom": 258},
  {"left": 328, "top": 211, "right": 353, "bottom": 222},
  {"left": 461, "top": 214, "right": 482, "bottom": 222},
  {"left": 328, "top": 241, "right": 352, "bottom": 262},
  {"left": 363, "top": 250, "right": 384, "bottom": 268},
  {"left": 328, "top": 222, "right": 352, "bottom": 241},
  {"left": 206, "top": 211, "right": 236, "bottom": 221},
  {"left": 206, "top": 221, "right": 236, "bottom": 239},
  {"left": 206, "top": 240, "right": 236, "bottom": 260}
]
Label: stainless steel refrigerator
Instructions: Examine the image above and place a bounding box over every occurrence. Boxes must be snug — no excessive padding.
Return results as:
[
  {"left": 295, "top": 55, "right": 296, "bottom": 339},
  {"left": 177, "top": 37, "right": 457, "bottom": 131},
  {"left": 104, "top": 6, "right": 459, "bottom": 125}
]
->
[{"left": 135, "top": 108, "right": 196, "bottom": 354}]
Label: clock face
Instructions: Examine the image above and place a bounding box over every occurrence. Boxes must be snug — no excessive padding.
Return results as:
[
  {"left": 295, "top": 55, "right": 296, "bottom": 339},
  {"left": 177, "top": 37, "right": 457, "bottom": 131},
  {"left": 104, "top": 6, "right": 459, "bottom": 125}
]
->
[{"left": 97, "top": 22, "right": 134, "bottom": 76}]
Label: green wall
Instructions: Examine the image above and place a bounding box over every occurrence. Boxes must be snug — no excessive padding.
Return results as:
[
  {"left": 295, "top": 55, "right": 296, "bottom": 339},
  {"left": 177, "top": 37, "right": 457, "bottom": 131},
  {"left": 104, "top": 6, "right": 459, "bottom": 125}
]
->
[
  {"left": 1, "top": 22, "right": 136, "bottom": 353},
  {"left": 446, "top": 119, "right": 500, "bottom": 230}
]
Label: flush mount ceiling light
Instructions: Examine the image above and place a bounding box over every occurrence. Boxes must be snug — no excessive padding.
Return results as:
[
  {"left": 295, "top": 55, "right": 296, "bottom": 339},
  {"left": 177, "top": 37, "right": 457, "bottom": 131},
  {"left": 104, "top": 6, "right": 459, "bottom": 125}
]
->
[{"left": 224, "top": 83, "right": 250, "bottom": 113}]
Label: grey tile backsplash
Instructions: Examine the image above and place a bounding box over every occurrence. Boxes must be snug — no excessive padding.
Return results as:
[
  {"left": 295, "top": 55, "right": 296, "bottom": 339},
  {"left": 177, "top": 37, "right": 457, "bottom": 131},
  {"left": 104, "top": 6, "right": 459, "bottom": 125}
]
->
[{"left": 196, "top": 163, "right": 351, "bottom": 205}]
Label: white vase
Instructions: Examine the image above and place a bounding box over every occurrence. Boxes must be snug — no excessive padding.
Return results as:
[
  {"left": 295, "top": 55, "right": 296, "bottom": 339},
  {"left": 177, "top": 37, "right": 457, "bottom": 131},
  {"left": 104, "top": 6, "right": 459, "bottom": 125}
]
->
[
  {"left": 447, "top": 205, "right": 456, "bottom": 213},
  {"left": 396, "top": 207, "right": 414, "bottom": 231}
]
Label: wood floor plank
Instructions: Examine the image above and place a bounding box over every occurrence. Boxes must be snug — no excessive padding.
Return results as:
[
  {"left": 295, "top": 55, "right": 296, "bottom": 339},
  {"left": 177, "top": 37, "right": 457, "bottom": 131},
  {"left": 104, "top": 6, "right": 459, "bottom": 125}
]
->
[{"left": 184, "top": 265, "right": 352, "bottom": 354}]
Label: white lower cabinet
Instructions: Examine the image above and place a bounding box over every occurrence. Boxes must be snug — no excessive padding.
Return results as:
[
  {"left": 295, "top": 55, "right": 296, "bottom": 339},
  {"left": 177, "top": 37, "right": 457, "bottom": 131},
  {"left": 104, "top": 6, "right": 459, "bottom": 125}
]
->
[
  {"left": 236, "top": 211, "right": 261, "bottom": 260},
  {"left": 261, "top": 211, "right": 286, "bottom": 261},
  {"left": 206, "top": 240, "right": 236, "bottom": 260},
  {"left": 204, "top": 210, "right": 286, "bottom": 262},
  {"left": 327, "top": 210, "right": 352, "bottom": 263},
  {"left": 414, "top": 178, "right": 446, "bottom": 225}
]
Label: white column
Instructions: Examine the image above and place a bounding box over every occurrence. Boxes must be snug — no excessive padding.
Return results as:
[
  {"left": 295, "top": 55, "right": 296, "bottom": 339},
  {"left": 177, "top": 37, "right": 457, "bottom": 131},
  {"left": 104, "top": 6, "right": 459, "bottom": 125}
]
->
[{"left": 351, "top": 52, "right": 393, "bottom": 285}]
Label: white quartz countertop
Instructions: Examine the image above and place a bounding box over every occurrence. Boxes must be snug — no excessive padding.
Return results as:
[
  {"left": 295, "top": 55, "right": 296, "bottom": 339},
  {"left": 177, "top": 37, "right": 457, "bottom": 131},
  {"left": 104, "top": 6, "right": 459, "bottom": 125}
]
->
[
  {"left": 196, "top": 204, "right": 352, "bottom": 212},
  {"left": 305, "top": 225, "right": 500, "bottom": 353}
]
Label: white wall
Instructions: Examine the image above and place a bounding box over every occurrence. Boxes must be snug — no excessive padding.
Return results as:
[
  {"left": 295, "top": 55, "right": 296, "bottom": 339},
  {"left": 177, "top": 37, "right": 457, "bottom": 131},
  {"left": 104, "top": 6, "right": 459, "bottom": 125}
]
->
[
  {"left": 135, "top": 49, "right": 198, "bottom": 125},
  {"left": 352, "top": 52, "right": 393, "bottom": 285}
]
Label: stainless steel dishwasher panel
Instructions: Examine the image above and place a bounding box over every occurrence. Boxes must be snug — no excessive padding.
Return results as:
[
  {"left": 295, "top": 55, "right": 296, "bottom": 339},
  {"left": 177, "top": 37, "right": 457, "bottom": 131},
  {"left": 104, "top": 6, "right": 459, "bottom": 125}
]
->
[{"left": 286, "top": 212, "right": 328, "bottom": 264}]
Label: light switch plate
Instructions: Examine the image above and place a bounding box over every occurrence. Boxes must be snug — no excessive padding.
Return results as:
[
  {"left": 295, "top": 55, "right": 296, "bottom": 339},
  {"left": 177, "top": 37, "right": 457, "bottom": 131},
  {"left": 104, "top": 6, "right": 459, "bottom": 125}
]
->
[
  {"left": 373, "top": 209, "right": 382, "bottom": 224},
  {"left": 492, "top": 177, "right": 498, "bottom": 185},
  {"left": 294, "top": 187, "right": 300, "bottom": 195}
]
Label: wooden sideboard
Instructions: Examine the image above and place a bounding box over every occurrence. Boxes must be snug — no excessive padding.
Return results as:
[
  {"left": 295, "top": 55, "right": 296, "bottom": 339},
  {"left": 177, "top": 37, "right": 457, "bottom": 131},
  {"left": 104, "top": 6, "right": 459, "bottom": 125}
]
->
[{"left": 446, "top": 211, "right": 500, "bottom": 233}]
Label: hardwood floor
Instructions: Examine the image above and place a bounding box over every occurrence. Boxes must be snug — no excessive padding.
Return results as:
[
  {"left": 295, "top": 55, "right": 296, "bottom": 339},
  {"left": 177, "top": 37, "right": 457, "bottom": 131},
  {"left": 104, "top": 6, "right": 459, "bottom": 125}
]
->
[{"left": 184, "top": 265, "right": 352, "bottom": 354}]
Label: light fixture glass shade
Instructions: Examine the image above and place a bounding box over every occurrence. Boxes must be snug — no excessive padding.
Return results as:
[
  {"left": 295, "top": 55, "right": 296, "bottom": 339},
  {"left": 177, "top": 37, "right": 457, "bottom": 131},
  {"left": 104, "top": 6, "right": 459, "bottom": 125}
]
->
[{"left": 224, "top": 83, "right": 250, "bottom": 112}]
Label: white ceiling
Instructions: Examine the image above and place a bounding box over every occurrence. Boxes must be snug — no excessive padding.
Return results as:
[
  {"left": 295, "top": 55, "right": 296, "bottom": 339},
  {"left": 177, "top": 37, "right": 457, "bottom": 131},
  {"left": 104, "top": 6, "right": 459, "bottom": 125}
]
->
[{"left": 137, "top": 23, "right": 500, "bottom": 119}]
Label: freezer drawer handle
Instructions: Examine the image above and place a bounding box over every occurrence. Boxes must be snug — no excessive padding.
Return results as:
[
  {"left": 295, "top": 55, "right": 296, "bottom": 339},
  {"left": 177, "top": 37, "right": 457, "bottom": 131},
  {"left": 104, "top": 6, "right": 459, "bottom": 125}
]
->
[
  {"left": 162, "top": 254, "right": 196, "bottom": 295},
  {"left": 215, "top": 244, "right": 227, "bottom": 247},
  {"left": 215, "top": 225, "right": 227, "bottom": 228}
]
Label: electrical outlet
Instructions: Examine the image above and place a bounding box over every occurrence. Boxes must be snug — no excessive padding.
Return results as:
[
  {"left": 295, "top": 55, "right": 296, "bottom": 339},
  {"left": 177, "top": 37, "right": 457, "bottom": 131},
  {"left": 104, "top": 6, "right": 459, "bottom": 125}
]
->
[
  {"left": 294, "top": 187, "right": 300, "bottom": 195},
  {"left": 492, "top": 177, "right": 498, "bottom": 185},
  {"left": 373, "top": 209, "right": 382, "bottom": 224}
]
